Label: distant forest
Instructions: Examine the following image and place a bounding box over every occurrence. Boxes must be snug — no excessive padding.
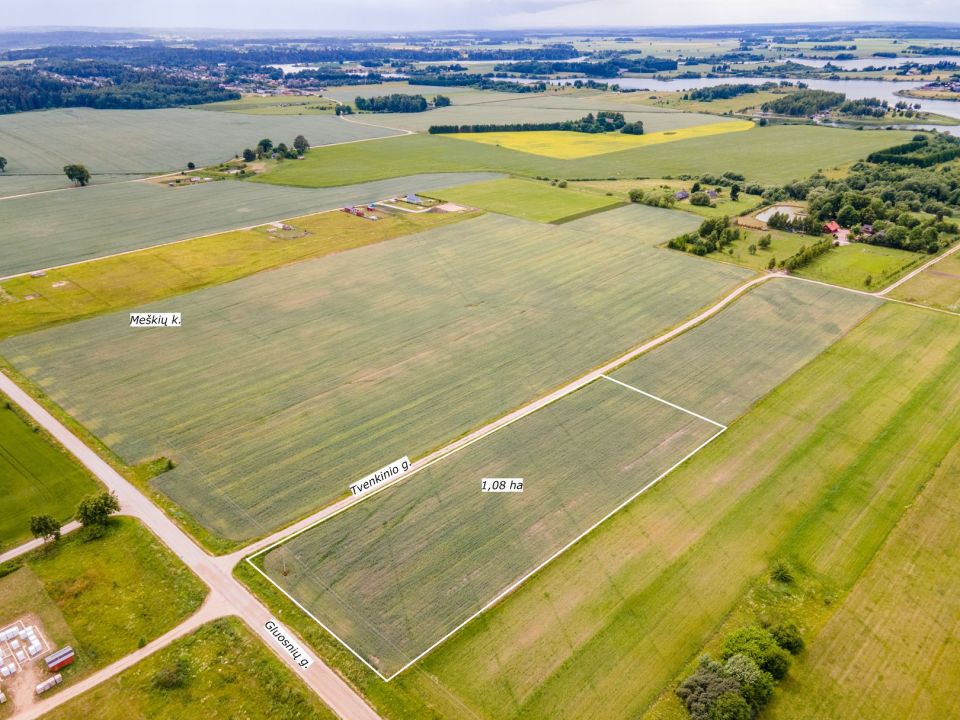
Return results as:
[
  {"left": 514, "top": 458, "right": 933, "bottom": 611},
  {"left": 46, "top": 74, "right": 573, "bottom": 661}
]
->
[{"left": 0, "top": 64, "right": 237, "bottom": 114}]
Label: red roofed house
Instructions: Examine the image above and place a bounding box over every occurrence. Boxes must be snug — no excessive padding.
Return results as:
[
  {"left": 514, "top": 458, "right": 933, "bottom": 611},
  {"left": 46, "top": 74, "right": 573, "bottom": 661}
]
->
[{"left": 823, "top": 220, "right": 841, "bottom": 234}]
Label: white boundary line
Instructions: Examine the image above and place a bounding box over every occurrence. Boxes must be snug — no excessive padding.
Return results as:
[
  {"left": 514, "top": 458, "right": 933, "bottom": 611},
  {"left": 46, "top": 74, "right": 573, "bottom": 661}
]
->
[{"left": 247, "top": 377, "right": 728, "bottom": 681}]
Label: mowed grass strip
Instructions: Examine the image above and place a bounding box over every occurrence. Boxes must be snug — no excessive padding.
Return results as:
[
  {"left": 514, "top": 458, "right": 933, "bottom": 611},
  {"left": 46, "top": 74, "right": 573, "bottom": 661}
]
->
[
  {"left": 0, "top": 518, "right": 206, "bottom": 677},
  {"left": 252, "top": 125, "right": 913, "bottom": 188},
  {"left": 0, "top": 208, "right": 476, "bottom": 338},
  {"left": 1, "top": 208, "right": 745, "bottom": 541},
  {"left": 38, "top": 618, "right": 337, "bottom": 720},
  {"left": 0, "top": 394, "right": 100, "bottom": 550},
  {"left": 889, "top": 249, "right": 960, "bottom": 311},
  {"left": 445, "top": 120, "right": 755, "bottom": 159},
  {"left": 797, "top": 242, "right": 927, "bottom": 290},
  {"left": 0, "top": 171, "right": 501, "bottom": 276},
  {"left": 262, "top": 379, "right": 721, "bottom": 676},
  {"left": 427, "top": 177, "right": 621, "bottom": 222}
]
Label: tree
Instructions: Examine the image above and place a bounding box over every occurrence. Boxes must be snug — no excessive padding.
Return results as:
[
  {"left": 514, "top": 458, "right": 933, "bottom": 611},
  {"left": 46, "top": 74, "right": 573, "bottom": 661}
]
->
[
  {"left": 768, "top": 256, "right": 776, "bottom": 270},
  {"left": 257, "top": 138, "right": 273, "bottom": 156},
  {"left": 837, "top": 203, "right": 859, "bottom": 228},
  {"left": 771, "top": 622, "right": 805, "bottom": 655},
  {"left": 242, "top": 148, "right": 256, "bottom": 162},
  {"left": 29, "top": 514, "right": 61, "bottom": 543},
  {"left": 434, "top": 94, "right": 451, "bottom": 107},
  {"left": 690, "top": 191, "right": 712, "bottom": 207},
  {"left": 676, "top": 657, "right": 741, "bottom": 720},
  {"left": 748, "top": 244, "right": 757, "bottom": 255},
  {"left": 692, "top": 181, "right": 702, "bottom": 192},
  {"left": 293, "top": 135, "right": 310, "bottom": 154},
  {"left": 730, "top": 183, "right": 740, "bottom": 201},
  {"left": 723, "top": 654, "right": 774, "bottom": 712},
  {"left": 76, "top": 491, "right": 120, "bottom": 530},
  {"left": 712, "top": 691, "right": 751, "bottom": 720},
  {"left": 722, "top": 626, "right": 791, "bottom": 680},
  {"left": 758, "top": 233, "right": 772, "bottom": 250},
  {"left": 63, "top": 163, "right": 91, "bottom": 186},
  {"left": 0, "top": 156, "right": 6, "bottom": 172}
]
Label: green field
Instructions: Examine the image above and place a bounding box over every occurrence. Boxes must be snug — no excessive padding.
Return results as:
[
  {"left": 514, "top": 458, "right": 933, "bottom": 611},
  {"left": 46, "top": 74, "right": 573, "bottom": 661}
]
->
[
  {"left": 0, "top": 518, "right": 206, "bottom": 682},
  {"left": 39, "top": 618, "right": 336, "bottom": 720},
  {"left": 1, "top": 207, "right": 747, "bottom": 542},
  {"left": 196, "top": 94, "right": 338, "bottom": 115},
  {"left": 259, "top": 280, "right": 877, "bottom": 678},
  {"left": 799, "top": 242, "right": 928, "bottom": 290},
  {"left": 705, "top": 228, "right": 811, "bottom": 270},
  {"left": 0, "top": 107, "right": 401, "bottom": 197},
  {"left": 426, "top": 177, "right": 621, "bottom": 222},
  {"left": 0, "top": 206, "right": 476, "bottom": 338},
  {"left": 889, "top": 250, "right": 960, "bottom": 311},
  {"left": 262, "top": 378, "right": 720, "bottom": 676},
  {"left": 252, "top": 125, "right": 913, "bottom": 189},
  {"left": 573, "top": 179, "right": 764, "bottom": 219},
  {"left": 0, "top": 172, "right": 499, "bottom": 275},
  {"left": 0, "top": 395, "right": 100, "bottom": 550}
]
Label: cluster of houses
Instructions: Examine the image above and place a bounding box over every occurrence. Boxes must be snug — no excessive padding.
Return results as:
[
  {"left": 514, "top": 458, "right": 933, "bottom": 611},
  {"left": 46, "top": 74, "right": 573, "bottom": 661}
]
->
[{"left": 674, "top": 189, "right": 719, "bottom": 201}]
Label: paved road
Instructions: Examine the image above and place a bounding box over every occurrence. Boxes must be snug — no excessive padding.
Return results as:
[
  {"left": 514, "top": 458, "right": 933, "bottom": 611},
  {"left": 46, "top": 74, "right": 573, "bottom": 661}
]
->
[
  {"left": 0, "top": 373, "right": 381, "bottom": 720},
  {"left": 0, "top": 522, "right": 80, "bottom": 565}
]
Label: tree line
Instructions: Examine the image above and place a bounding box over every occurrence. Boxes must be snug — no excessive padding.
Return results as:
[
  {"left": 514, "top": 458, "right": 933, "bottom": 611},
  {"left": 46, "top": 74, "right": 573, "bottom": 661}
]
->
[
  {"left": 0, "top": 66, "right": 237, "bottom": 114},
  {"left": 866, "top": 133, "right": 960, "bottom": 168},
  {"left": 429, "top": 112, "right": 642, "bottom": 135},
  {"left": 409, "top": 75, "right": 547, "bottom": 93},
  {"left": 354, "top": 93, "right": 450, "bottom": 113}
]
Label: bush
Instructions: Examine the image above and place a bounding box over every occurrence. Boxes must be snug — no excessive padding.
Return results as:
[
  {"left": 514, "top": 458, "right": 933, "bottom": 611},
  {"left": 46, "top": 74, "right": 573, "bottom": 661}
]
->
[
  {"left": 722, "top": 626, "right": 792, "bottom": 680},
  {"left": 713, "top": 691, "right": 752, "bottom": 720},
  {"left": 770, "top": 558, "right": 794, "bottom": 584},
  {"left": 690, "top": 191, "right": 712, "bottom": 206},
  {"left": 723, "top": 654, "right": 774, "bottom": 711},
  {"left": 151, "top": 657, "right": 189, "bottom": 690},
  {"left": 771, "top": 622, "right": 805, "bottom": 655},
  {"left": 558, "top": 180, "right": 568, "bottom": 188},
  {"left": 676, "top": 657, "right": 741, "bottom": 720},
  {"left": 629, "top": 188, "right": 644, "bottom": 203}
]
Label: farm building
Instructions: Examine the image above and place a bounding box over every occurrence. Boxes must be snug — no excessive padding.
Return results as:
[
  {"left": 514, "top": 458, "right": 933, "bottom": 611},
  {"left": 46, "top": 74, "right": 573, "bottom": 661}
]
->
[
  {"left": 44, "top": 646, "right": 75, "bottom": 672},
  {"left": 675, "top": 190, "right": 690, "bottom": 200},
  {"left": 823, "top": 220, "right": 841, "bottom": 234}
]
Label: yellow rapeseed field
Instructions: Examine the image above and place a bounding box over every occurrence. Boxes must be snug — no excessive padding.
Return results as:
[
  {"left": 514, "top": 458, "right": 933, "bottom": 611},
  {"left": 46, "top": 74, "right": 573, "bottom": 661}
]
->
[{"left": 446, "top": 119, "right": 755, "bottom": 159}]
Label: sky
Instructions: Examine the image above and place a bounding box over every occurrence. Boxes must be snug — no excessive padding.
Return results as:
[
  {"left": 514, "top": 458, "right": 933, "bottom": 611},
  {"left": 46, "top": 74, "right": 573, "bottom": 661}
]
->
[{"left": 2, "top": 0, "right": 959, "bottom": 32}]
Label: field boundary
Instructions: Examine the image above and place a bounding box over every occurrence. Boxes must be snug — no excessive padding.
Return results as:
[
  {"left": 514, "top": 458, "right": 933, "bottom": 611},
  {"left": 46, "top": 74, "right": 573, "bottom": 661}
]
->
[{"left": 246, "top": 376, "right": 728, "bottom": 681}]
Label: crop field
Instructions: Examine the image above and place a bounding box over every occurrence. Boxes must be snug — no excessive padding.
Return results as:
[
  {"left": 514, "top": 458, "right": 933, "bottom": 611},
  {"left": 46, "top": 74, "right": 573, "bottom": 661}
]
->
[
  {"left": 0, "top": 394, "right": 99, "bottom": 550},
  {"left": 426, "top": 177, "right": 621, "bottom": 222},
  {"left": 0, "top": 208, "right": 474, "bottom": 339},
  {"left": 261, "top": 378, "right": 722, "bottom": 677},
  {"left": 253, "top": 125, "right": 913, "bottom": 188},
  {"left": 196, "top": 94, "right": 338, "bottom": 114},
  {"left": 0, "top": 172, "right": 500, "bottom": 275},
  {"left": 0, "top": 208, "right": 749, "bottom": 541},
  {"left": 768, "top": 386, "right": 960, "bottom": 720},
  {"left": 0, "top": 107, "right": 401, "bottom": 196},
  {"left": 41, "top": 618, "right": 337, "bottom": 720},
  {"left": 447, "top": 121, "right": 755, "bottom": 159},
  {"left": 889, "top": 250, "right": 960, "bottom": 311},
  {"left": 255, "top": 281, "right": 877, "bottom": 679}
]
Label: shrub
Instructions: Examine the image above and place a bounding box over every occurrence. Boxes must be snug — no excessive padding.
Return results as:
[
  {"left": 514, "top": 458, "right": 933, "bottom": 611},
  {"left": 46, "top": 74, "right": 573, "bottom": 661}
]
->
[
  {"left": 771, "top": 622, "right": 805, "bottom": 655},
  {"left": 722, "top": 626, "right": 792, "bottom": 680},
  {"left": 713, "top": 690, "right": 752, "bottom": 720},
  {"left": 151, "top": 657, "right": 189, "bottom": 690},
  {"left": 690, "top": 191, "right": 712, "bottom": 206},
  {"left": 676, "top": 657, "right": 741, "bottom": 720},
  {"left": 770, "top": 558, "right": 794, "bottom": 584},
  {"left": 558, "top": 180, "right": 568, "bottom": 188}
]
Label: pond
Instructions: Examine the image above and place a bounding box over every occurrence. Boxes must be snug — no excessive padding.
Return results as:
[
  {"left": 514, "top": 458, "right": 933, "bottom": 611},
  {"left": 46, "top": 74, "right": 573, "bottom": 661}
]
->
[{"left": 755, "top": 205, "right": 807, "bottom": 223}]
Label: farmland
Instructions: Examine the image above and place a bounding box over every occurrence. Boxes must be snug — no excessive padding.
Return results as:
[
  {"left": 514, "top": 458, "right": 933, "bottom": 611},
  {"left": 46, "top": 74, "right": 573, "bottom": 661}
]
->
[
  {"left": 0, "top": 394, "right": 99, "bottom": 550},
  {"left": 447, "top": 120, "right": 754, "bottom": 159},
  {"left": 196, "top": 94, "right": 338, "bottom": 115},
  {"left": 253, "top": 125, "right": 914, "bottom": 188},
  {"left": 0, "top": 207, "right": 749, "bottom": 542},
  {"left": 425, "top": 177, "right": 621, "bottom": 222},
  {"left": 0, "top": 518, "right": 206, "bottom": 679},
  {"left": 0, "top": 206, "right": 476, "bottom": 338},
  {"left": 889, "top": 250, "right": 960, "bottom": 311},
  {"left": 250, "top": 300, "right": 959, "bottom": 720},
  {"left": 0, "top": 172, "right": 499, "bottom": 275},
  {"left": 258, "top": 278, "right": 878, "bottom": 679},
  {"left": 0, "top": 107, "right": 401, "bottom": 196},
  {"left": 261, "top": 377, "right": 721, "bottom": 676},
  {"left": 572, "top": 178, "right": 764, "bottom": 218},
  {"left": 39, "top": 618, "right": 336, "bottom": 720}
]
